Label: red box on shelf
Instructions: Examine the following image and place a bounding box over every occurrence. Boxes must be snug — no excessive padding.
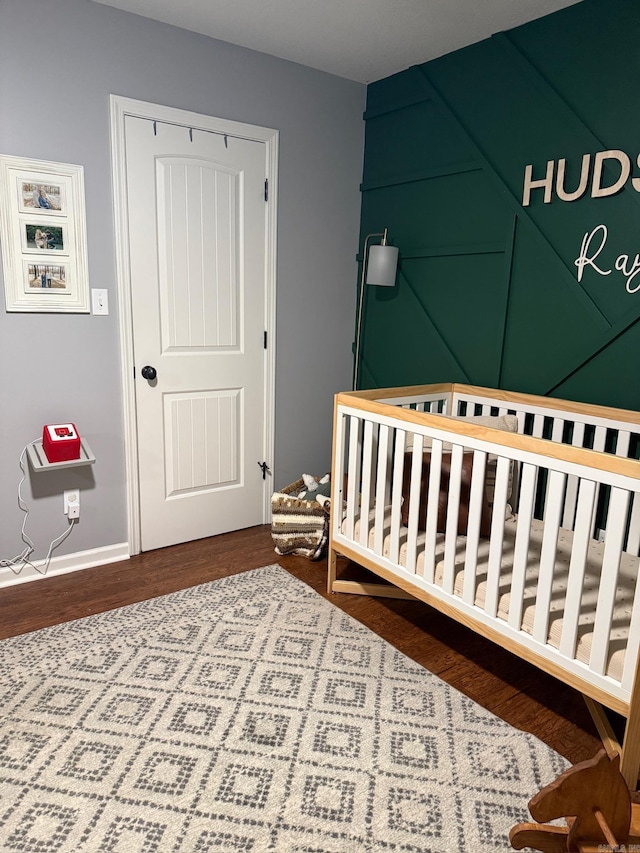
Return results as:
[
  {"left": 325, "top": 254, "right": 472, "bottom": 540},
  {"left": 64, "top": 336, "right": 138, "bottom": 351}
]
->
[{"left": 42, "top": 423, "right": 81, "bottom": 463}]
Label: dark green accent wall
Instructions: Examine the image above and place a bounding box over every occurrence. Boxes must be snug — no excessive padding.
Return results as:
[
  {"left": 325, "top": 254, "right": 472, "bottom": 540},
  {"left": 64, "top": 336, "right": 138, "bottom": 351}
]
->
[{"left": 357, "top": 0, "right": 640, "bottom": 411}]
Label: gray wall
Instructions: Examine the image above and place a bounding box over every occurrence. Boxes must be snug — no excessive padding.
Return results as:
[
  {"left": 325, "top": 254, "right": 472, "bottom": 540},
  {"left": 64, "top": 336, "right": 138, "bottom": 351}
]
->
[{"left": 0, "top": 0, "right": 365, "bottom": 565}]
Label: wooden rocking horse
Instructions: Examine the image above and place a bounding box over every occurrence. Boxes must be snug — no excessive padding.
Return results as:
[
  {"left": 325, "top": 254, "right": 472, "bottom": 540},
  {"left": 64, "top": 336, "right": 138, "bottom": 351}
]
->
[{"left": 510, "top": 749, "right": 640, "bottom": 852}]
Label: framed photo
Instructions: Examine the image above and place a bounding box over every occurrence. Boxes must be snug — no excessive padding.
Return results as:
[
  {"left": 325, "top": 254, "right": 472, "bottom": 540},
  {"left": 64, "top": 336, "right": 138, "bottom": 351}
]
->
[
  {"left": 0, "top": 155, "right": 89, "bottom": 312},
  {"left": 24, "top": 260, "right": 70, "bottom": 294},
  {"left": 19, "top": 180, "right": 65, "bottom": 215},
  {"left": 22, "top": 222, "right": 67, "bottom": 254}
]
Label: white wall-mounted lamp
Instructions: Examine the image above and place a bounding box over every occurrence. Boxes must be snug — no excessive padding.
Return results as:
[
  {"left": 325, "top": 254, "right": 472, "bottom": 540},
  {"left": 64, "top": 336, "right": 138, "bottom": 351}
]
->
[{"left": 353, "top": 228, "right": 399, "bottom": 389}]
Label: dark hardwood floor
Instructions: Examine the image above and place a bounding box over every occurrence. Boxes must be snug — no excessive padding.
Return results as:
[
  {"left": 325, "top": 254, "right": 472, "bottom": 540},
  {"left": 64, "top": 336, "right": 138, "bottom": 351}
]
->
[{"left": 0, "top": 524, "right": 604, "bottom": 767}]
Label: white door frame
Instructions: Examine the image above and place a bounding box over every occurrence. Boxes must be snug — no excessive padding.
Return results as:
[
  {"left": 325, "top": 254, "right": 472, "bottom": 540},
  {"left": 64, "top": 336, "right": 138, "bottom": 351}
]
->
[{"left": 110, "top": 94, "right": 278, "bottom": 555}]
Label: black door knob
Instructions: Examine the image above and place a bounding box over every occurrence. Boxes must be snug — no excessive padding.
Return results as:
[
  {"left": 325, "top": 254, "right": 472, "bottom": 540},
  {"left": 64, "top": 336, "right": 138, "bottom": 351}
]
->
[{"left": 141, "top": 365, "right": 157, "bottom": 381}]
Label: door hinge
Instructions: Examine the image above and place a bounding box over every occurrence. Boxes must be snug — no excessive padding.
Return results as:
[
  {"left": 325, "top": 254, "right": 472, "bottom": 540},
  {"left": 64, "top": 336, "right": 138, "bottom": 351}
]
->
[
  {"left": 264, "top": 178, "right": 268, "bottom": 201},
  {"left": 264, "top": 331, "right": 267, "bottom": 349}
]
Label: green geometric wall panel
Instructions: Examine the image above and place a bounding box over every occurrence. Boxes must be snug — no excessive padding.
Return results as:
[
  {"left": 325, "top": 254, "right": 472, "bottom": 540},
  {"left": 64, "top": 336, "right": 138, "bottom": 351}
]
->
[
  {"left": 360, "top": 251, "right": 509, "bottom": 388},
  {"left": 363, "top": 100, "right": 475, "bottom": 184},
  {"left": 501, "top": 226, "right": 610, "bottom": 394},
  {"left": 551, "top": 318, "right": 640, "bottom": 411},
  {"left": 357, "top": 0, "right": 640, "bottom": 412},
  {"left": 360, "top": 171, "right": 510, "bottom": 250}
]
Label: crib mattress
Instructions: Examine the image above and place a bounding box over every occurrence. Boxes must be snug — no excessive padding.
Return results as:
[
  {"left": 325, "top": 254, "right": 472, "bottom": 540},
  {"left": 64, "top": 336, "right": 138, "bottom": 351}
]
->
[{"left": 343, "top": 510, "right": 639, "bottom": 683}]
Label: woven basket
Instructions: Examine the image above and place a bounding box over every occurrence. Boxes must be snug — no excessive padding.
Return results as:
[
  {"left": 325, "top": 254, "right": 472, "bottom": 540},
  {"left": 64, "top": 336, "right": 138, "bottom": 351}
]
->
[{"left": 271, "top": 476, "right": 330, "bottom": 560}]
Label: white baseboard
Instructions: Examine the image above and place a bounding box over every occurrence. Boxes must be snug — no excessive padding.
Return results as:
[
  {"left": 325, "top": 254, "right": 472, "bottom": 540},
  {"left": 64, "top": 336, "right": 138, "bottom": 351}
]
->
[{"left": 0, "top": 543, "right": 130, "bottom": 589}]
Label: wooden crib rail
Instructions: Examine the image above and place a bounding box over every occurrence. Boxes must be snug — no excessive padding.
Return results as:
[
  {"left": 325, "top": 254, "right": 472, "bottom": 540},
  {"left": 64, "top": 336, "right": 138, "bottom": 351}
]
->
[
  {"left": 450, "top": 383, "right": 640, "bottom": 428},
  {"left": 351, "top": 383, "right": 640, "bottom": 428},
  {"left": 334, "top": 392, "right": 640, "bottom": 481}
]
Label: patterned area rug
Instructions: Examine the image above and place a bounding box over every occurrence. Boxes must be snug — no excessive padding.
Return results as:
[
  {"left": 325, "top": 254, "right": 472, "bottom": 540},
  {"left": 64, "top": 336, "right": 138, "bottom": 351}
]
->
[{"left": 0, "top": 564, "right": 567, "bottom": 852}]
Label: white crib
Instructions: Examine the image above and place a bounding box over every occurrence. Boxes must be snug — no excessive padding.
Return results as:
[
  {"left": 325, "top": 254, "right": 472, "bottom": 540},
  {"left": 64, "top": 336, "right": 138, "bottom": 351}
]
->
[{"left": 327, "top": 383, "right": 640, "bottom": 788}]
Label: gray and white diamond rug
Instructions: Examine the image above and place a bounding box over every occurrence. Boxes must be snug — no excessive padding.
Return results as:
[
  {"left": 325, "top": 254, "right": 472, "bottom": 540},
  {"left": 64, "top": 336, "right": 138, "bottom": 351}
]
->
[{"left": 0, "top": 564, "right": 567, "bottom": 852}]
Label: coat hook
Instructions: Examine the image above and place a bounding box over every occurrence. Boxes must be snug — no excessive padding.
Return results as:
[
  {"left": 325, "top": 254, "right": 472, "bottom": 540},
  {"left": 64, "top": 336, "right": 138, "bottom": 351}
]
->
[
  {"left": 224, "top": 134, "right": 228, "bottom": 148},
  {"left": 189, "top": 128, "right": 193, "bottom": 142},
  {"left": 153, "top": 121, "right": 157, "bottom": 136}
]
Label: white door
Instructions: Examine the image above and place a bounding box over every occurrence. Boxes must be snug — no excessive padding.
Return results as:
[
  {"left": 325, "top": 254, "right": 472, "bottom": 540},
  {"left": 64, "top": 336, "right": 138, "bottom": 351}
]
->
[{"left": 123, "top": 113, "right": 272, "bottom": 551}]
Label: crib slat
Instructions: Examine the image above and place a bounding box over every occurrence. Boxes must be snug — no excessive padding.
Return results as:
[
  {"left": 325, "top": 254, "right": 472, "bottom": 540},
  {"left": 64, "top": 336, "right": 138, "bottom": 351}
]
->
[
  {"left": 508, "top": 462, "right": 537, "bottom": 631},
  {"left": 389, "top": 429, "right": 406, "bottom": 565},
  {"left": 528, "top": 414, "right": 546, "bottom": 520},
  {"left": 590, "top": 487, "right": 630, "bottom": 676},
  {"left": 562, "top": 422, "right": 586, "bottom": 530},
  {"left": 533, "top": 470, "right": 565, "bottom": 644},
  {"left": 572, "top": 421, "right": 587, "bottom": 449},
  {"left": 616, "top": 430, "right": 631, "bottom": 459},
  {"left": 332, "top": 411, "right": 348, "bottom": 542},
  {"left": 537, "top": 419, "right": 565, "bottom": 525},
  {"left": 562, "top": 475, "right": 579, "bottom": 530},
  {"left": 405, "top": 434, "right": 425, "bottom": 573},
  {"left": 551, "top": 418, "right": 565, "bottom": 443},
  {"left": 442, "top": 444, "right": 464, "bottom": 595},
  {"left": 590, "top": 426, "right": 608, "bottom": 537},
  {"left": 532, "top": 414, "right": 545, "bottom": 438},
  {"left": 485, "top": 456, "right": 510, "bottom": 618},
  {"left": 373, "top": 425, "right": 390, "bottom": 556},
  {"left": 423, "top": 440, "right": 444, "bottom": 584},
  {"left": 462, "top": 450, "right": 487, "bottom": 606},
  {"left": 559, "top": 478, "right": 597, "bottom": 660},
  {"left": 593, "top": 425, "right": 607, "bottom": 452},
  {"left": 384, "top": 428, "right": 395, "bottom": 504},
  {"left": 615, "top": 432, "right": 640, "bottom": 554},
  {"left": 358, "top": 420, "right": 375, "bottom": 548},
  {"left": 344, "top": 416, "right": 361, "bottom": 541}
]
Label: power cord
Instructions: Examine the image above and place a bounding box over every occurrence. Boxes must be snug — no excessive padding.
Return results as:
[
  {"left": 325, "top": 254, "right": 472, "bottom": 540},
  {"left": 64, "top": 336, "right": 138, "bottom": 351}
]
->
[{"left": 0, "top": 441, "right": 77, "bottom": 576}]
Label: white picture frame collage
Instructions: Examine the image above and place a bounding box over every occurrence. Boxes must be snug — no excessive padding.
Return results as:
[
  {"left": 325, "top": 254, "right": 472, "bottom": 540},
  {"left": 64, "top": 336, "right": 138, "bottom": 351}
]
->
[{"left": 0, "top": 155, "right": 90, "bottom": 312}]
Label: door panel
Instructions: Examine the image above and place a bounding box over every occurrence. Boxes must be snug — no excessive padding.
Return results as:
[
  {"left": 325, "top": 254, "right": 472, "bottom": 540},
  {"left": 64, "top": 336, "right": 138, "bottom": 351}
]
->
[
  {"left": 164, "top": 389, "right": 240, "bottom": 496},
  {"left": 124, "top": 115, "right": 268, "bottom": 551},
  {"left": 157, "top": 158, "right": 240, "bottom": 351}
]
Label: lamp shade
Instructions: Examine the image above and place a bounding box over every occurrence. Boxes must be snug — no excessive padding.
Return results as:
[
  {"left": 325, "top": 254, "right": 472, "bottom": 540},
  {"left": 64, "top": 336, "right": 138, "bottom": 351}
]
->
[{"left": 366, "top": 244, "right": 398, "bottom": 287}]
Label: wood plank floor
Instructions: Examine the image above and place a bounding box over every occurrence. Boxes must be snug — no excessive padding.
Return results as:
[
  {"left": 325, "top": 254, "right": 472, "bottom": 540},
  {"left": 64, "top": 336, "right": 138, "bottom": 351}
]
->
[{"left": 0, "top": 524, "right": 606, "bottom": 770}]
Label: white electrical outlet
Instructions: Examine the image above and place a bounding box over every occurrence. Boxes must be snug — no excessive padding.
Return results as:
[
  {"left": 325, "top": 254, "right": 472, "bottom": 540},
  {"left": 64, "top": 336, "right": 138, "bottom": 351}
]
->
[{"left": 64, "top": 490, "right": 80, "bottom": 519}]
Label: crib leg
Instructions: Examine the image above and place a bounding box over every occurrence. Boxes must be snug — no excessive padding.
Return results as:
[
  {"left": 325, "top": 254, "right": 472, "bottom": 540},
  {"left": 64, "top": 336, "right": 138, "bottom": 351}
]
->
[
  {"left": 583, "top": 696, "right": 622, "bottom": 761},
  {"left": 621, "top": 710, "right": 640, "bottom": 791},
  {"left": 621, "top": 652, "right": 640, "bottom": 791},
  {"left": 584, "top": 695, "right": 640, "bottom": 792},
  {"left": 327, "top": 545, "right": 337, "bottom": 594}
]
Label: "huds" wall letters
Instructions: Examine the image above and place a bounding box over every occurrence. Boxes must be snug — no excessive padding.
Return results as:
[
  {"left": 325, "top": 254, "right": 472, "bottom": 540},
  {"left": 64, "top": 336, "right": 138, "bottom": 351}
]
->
[{"left": 523, "top": 150, "right": 640, "bottom": 206}]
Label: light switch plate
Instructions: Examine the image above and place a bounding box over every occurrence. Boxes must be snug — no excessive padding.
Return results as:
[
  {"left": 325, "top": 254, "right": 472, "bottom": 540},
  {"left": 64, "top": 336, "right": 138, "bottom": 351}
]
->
[{"left": 91, "top": 288, "right": 109, "bottom": 315}]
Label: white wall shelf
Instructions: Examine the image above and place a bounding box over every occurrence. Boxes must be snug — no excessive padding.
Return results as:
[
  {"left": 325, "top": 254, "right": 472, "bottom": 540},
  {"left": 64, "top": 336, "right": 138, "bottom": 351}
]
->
[{"left": 26, "top": 438, "right": 96, "bottom": 472}]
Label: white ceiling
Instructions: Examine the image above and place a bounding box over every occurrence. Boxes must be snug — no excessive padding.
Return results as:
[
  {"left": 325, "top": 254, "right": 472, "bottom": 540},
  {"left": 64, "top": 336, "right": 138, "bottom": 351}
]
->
[{"left": 91, "top": 0, "right": 583, "bottom": 84}]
